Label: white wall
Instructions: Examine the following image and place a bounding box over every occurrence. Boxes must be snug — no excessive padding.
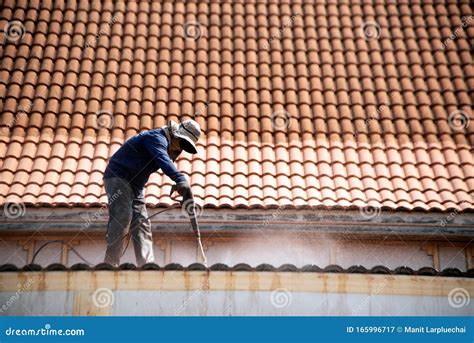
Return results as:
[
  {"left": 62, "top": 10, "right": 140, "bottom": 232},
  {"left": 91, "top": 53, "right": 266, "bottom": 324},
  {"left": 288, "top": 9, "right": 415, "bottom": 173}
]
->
[
  {"left": 2, "top": 289, "right": 472, "bottom": 316},
  {"left": 0, "top": 233, "right": 471, "bottom": 271}
]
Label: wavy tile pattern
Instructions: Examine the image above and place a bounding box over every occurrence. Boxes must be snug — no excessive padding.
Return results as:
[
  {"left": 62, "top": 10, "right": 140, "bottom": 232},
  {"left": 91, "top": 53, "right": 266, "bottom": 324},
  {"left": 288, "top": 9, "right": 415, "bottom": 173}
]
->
[
  {"left": 0, "top": 263, "right": 472, "bottom": 277},
  {"left": 0, "top": 0, "right": 473, "bottom": 211}
]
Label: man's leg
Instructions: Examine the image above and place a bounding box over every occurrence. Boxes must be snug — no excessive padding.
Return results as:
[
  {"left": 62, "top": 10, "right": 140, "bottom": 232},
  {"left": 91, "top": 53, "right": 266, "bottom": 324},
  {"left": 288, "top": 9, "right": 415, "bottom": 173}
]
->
[
  {"left": 130, "top": 189, "right": 155, "bottom": 266},
  {"left": 104, "top": 177, "right": 134, "bottom": 266}
]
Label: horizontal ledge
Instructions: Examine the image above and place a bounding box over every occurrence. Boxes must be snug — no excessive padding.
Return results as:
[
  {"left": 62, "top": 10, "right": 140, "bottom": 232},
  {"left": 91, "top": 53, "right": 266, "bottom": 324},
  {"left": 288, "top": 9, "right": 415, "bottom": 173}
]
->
[
  {"left": 0, "top": 271, "right": 472, "bottom": 297},
  {"left": 1, "top": 208, "right": 473, "bottom": 238}
]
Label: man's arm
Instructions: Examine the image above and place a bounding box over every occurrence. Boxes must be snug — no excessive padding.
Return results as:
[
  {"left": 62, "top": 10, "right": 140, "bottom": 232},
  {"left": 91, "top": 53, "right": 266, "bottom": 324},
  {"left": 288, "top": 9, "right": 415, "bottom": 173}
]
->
[{"left": 143, "top": 133, "right": 187, "bottom": 184}]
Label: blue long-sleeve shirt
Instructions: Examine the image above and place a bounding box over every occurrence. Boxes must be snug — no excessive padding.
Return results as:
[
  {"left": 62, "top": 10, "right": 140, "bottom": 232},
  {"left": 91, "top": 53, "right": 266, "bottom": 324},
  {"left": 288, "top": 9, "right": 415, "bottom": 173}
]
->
[{"left": 104, "top": 128, "right": 186, "bottom": 190}]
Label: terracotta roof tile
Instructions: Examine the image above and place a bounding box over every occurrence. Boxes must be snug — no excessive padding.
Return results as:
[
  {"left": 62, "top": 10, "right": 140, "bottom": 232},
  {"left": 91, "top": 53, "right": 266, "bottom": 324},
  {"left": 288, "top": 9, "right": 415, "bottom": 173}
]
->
[{"left": 0, "top": 0, "right": 473, "bottom": 211}]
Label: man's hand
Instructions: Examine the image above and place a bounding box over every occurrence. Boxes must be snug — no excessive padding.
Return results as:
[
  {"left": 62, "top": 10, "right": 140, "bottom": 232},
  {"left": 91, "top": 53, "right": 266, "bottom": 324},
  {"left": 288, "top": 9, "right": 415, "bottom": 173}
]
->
[{"left": 175, "top": 180, "right": 192, "bottom": 201}]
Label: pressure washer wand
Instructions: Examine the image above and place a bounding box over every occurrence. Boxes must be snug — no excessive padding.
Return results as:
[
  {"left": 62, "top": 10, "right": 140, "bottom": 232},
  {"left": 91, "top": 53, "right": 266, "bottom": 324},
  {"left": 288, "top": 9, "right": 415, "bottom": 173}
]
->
[{"left": 171, "top": 185, "right": 208, "bottom": 268}]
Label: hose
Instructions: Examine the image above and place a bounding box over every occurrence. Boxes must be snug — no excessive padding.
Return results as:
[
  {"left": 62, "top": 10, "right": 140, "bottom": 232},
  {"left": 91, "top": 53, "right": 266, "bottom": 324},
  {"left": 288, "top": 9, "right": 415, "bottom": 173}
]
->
[{"left": 31, "top": 240, "right": 93, "bottom": 265}]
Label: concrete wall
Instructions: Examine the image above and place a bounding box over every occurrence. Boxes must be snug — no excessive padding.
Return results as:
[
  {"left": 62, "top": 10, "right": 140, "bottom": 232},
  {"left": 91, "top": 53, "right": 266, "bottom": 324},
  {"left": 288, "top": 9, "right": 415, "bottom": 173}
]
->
[{"left": 0, "top": 271, "right": 472, "bottom": 316}]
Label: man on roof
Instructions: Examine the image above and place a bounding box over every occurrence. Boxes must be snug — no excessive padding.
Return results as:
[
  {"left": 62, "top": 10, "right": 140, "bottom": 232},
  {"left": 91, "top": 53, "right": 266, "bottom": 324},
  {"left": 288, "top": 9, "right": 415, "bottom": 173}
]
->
[{"left": 102, "top": 119, "right": 201, "bottom": 267}]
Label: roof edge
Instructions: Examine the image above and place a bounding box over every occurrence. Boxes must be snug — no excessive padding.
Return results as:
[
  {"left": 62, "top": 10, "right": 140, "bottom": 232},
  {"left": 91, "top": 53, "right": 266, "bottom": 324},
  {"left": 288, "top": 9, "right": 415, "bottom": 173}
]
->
[
  {"left": 0, "top": 263, "right": 471, "bottom": 278},
  {"left": 1, "top": 208, "right": 473, "bottom": 238}
]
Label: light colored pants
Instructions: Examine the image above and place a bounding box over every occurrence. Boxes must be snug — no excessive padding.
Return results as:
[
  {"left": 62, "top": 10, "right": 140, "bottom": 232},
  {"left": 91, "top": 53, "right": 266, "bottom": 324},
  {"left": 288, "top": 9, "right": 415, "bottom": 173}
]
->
[{"left": 103, "top": 177, "right": 154, "bottom": 267}]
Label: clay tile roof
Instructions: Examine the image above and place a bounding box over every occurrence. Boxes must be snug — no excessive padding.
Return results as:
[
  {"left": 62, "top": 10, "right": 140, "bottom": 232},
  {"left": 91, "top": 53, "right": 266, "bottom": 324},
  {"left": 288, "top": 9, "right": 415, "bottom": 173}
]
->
[
  {"left": 0, "top": 0, "right": 473, "bottom": 212},
  {"left": 0, "top": 263, "right": 472, "bottom": 278}
]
